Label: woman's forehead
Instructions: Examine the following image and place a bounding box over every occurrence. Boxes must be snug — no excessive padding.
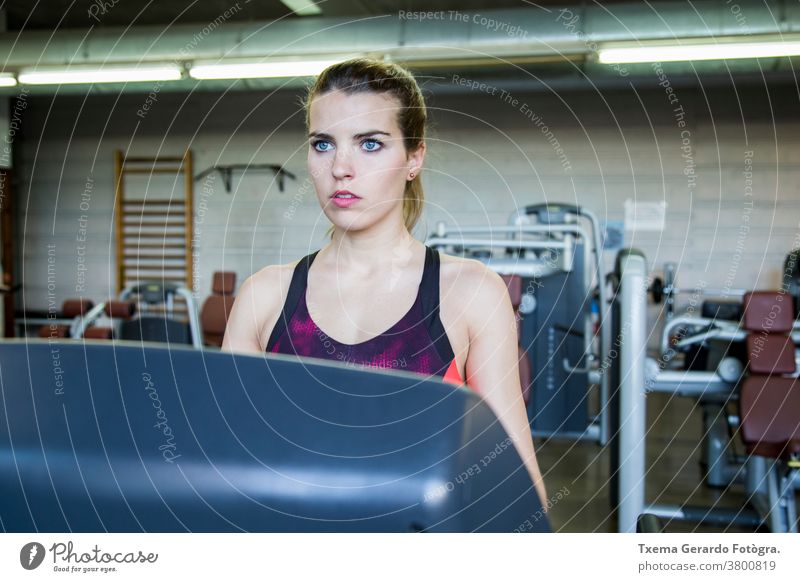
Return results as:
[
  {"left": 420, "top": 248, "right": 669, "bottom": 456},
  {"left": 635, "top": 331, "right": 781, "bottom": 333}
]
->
[{"left": 309, "top": 90, "right": 401, "bottom": 133}]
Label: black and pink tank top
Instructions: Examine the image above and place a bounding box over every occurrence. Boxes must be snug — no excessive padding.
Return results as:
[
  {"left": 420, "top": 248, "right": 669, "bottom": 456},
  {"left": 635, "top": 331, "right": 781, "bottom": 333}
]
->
[{"left": 266, "top": 245, "right": 466, "bottom": 387}]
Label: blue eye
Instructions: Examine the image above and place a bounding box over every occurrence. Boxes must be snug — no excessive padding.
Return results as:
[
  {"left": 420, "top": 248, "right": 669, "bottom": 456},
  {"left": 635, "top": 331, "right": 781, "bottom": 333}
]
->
[
  {"left": 312, "top": 139, "right": 333, "bottom": 152},
  {"left": 362, "top": 139, "right": 382, "bottom": 152}
]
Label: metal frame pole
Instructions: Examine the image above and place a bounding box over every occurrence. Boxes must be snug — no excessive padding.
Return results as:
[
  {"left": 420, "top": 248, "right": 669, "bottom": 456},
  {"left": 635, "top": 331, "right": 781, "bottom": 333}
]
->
[{"left": 617, "top": 251, "right": 648, "bottom": 532}]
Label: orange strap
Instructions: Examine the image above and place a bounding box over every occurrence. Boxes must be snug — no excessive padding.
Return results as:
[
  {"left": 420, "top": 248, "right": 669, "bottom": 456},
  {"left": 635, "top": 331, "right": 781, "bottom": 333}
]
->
[{"left": 443, "top": 359, "right": 467, "bottom": 388}]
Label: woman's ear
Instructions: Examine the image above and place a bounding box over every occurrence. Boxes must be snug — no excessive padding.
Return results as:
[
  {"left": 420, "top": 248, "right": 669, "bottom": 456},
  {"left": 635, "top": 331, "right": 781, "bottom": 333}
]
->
[{"left": 407, "top": 142, "right": 426, "bottom": 179}]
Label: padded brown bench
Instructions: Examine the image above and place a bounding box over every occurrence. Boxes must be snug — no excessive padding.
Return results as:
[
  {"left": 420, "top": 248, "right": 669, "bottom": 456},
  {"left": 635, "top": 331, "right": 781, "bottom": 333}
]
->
[
  {"left": 201, "top": 271, "right": 237, "bottom": 347},
  {"left": 79, "top": 300, "right": 137, "bottom": 340},
  {"left": 37, "top": 299, "right": 94, "bottom": 338},
  {"left": 738, "top": 290, "right": 800, "bottom": 532}
]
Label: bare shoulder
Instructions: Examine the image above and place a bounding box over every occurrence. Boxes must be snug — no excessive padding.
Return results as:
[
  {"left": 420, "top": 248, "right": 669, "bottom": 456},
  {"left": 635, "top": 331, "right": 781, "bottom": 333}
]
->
[
  {"left": 227, "top": 257, "right": 303, "bottom": 351},
  {"left": 438, "top": 252, "right": 484, "bottom": 279},
  {"left": 439, "top": 253, "right": 508, "bottom": 297},
  {"left": 438, "top": 253, "right": 511, "bottom": 332},
  {"left": 245, "top": 259, "right": 298, "bottom": 294}
]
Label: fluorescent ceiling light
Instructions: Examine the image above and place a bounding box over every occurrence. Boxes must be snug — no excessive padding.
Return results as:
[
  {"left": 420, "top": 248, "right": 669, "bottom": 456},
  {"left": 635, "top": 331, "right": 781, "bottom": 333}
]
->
[
  {"left": 190, "top": 60, "right": 339, "bottom": 80},
  {"left": 18, "top": 65, "right": 182, "bottom": 85},
  {"left": 0, "top": 74, "right": 17, "bottom": 87},
  {"left": 281, "top": 0, "right": 322, "bottom": 16},
  {"left": 598, "top": 40, "right": 800, "bottom": 64}
]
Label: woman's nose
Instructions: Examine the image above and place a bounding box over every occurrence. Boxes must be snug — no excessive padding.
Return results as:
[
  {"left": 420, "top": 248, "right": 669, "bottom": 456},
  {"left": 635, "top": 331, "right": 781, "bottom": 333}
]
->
[{"left": 331, "top": 150, "right": 354, "bottom": 180}]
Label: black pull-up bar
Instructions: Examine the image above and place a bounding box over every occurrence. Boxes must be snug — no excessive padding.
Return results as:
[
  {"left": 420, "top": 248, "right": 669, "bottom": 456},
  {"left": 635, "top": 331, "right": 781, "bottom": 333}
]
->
[{"left": 194, "top": 164, "right": 297, "bottom": 193}]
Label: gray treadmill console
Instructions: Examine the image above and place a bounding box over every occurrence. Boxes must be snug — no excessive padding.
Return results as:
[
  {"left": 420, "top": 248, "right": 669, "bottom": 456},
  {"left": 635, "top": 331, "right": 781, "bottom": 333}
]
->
[{"left": 0, "top": 341, "right": 549, "bottom": 533}]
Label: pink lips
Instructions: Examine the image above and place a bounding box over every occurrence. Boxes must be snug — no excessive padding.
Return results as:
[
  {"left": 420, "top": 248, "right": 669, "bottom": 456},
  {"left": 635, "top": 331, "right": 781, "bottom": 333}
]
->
[{"left": 330, "top": 190, "right": 361, "bottom": 208}]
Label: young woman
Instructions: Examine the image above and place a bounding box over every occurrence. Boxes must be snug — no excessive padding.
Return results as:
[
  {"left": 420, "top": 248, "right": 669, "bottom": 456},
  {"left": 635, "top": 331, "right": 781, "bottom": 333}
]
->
[{"left": 222, "top": 58, "right": 547, "bottom": 507}]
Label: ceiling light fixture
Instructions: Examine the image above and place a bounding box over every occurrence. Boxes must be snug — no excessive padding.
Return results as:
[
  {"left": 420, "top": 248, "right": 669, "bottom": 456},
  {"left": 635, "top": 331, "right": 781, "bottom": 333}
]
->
[
  {"left": 598, "top": 39, "right": 800, "bottom": 64},
  {"left": 18, "top": 65, "right": 183, "bottom": 85},
  {"left": 0, "top": 74, "right": 17, "bottom": 87},
  {"left": 189, "top": 59, "right": 341, "bottom": 80},
  {"left": 280, "top": 0, "right": 322, "bottom": 16}
]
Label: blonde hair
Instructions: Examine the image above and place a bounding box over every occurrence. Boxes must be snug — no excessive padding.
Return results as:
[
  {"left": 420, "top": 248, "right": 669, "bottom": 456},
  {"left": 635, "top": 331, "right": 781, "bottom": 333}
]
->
[{"left": 303, "top": 58, "right": 427, "bottom": 237}]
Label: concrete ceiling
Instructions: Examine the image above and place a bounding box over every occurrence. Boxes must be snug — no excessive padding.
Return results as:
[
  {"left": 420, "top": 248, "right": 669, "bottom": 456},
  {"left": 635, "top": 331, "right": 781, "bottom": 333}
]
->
[{"left": 1, "top": 0, "right": 688, "bottom": 30}]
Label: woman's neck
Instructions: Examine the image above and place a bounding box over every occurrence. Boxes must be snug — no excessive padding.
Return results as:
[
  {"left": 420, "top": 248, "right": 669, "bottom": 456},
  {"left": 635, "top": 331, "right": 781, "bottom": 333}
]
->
[{"left": 323, "top": 225, "right": 421, "bottom": 277}]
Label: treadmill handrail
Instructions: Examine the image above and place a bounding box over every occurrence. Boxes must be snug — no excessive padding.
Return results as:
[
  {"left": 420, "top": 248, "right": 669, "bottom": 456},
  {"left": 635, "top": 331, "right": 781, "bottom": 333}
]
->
[{"left": 118, "top": 283, "right": 203, "bottom": 349}]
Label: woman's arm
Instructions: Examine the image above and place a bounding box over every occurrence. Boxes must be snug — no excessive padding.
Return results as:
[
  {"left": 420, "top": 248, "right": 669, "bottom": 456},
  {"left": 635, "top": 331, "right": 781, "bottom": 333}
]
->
[
  {"left": 463, "top": 265, "right": 548, "bottom": 509},
  {"left": 222, "top": 270, "right": 276, "bottom": 355}
]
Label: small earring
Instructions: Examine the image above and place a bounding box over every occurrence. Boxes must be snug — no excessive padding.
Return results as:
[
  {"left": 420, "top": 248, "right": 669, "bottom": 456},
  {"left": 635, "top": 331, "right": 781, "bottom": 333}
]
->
[{"left": 409, "top": 171, "right": 416, "bottom": 179}]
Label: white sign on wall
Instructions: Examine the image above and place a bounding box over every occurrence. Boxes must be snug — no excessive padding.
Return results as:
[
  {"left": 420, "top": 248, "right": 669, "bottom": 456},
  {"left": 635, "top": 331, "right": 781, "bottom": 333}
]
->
[{"left": 624, "top": 200, "right": 666, "bottom": 231}]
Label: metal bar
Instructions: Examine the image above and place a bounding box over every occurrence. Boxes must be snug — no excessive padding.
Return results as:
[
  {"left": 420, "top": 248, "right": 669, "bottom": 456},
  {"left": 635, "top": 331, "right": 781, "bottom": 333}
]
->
[
  {"left": 176, "top": 286, "right": 202, "bottom": 349},
  {"left": 671, "top": 286, "right": 748, "bottom": 297},
  {"left": 790, "top": 469, "right": 800, "bottom": 490},
  {"left": 645, "top": 504, "right": 762, "bottom": 527},
  {"left": 123, "top": 221, "right": 187, "bottom": 228},
  {"left": 74, "top": 302, "right": 107, "bottom": 339},
  {"left": 648, "top": 370, "right": 735, "bottom": 397},
  {"left": 122, "top": 167, "right": 183, "bottom": 174},
  {"left": 581, "top": 207, "right": 611, "bottom": 446},
  {"left": 531, "top": 423, "right": 600, "bottom": 442},
  {"left": 675, "top": 329, "right": 747, "bottom": 349},
  {"left": 438, "top": 224, "right": 586, "bottom": 236},
  {"left": 767, "top": 462, "right": 783, "bottom": 533},
  {"left": 617, "top": 252, "right": 648, "bottom": 533},
  {"left": 780, "top": 469, "right": 798, "bottom": 532},
  {"left": 124, "top": 233, "right": 186, "bottom": 239},
  {"left": 482, "top": 259, "right": 560, "bottom": 278},
  {"left": 124, "top": 199, "right": 185, "bottom": 205},
  {"left": 122, "top": 210, "right": 185, "bottom": 216},
  {"left": 126, "top": 272, "right": 188, "bottom": 278},
  {"left": 0, "top": 169, "right": 15, "bottom": 338},
  {"left": 123, "top": 254, "right": 187, "bottom": 260},
  {"left": 114, "top": 150, "right": 124, "bottom": 293},
  {"left": 124, "top": 156, "right": 185, "bottom": 163},
  {"left": 660, "top": 315, "right": 743, "bottom": 355},
  {"left": 123, "top": 276, "right": 187, "bottom": 282},
  {"left": 184, "top": 150, "right": 194, "bottom": 292},
  {"left": 123, "top": 243, "right": 186, "bottom": 249},
  {"left": 427, "top": 237, "right": 568, "bottom": 250}
]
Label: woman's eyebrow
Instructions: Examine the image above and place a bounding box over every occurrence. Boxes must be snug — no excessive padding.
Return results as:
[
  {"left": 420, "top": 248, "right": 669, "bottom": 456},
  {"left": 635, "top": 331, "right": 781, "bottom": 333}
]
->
[
  {"left": 307, "top": 130, "right": 391, "bottom": 139},
  {"left": 353, "top": 130, "right": 391, "bottom": 139}
]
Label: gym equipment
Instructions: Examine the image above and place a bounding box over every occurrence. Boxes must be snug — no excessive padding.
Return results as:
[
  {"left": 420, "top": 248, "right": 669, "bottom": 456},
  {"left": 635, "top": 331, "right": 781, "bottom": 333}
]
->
[
  {"left": 76, "top": 300, "right": 137, "bottom": 340},
  {"left": 0, "top": 340, "right": 548, "bottom": 533},
  {"left": 194, "top": 163, "right": 297, "bottom": 193},
  {"left": 77, "top": 282, "right": 203, "bottom": 348},
  {"left": 427, "top": 203, "right": 609, "bottom": 444},
  {"left": 654, "top": 251, "right": 800, "bottom": 492},
  {"left": 611, "top": 249, "right": 800, "bottom": 533},
  {"left": 200, "top": 271, "right": 237, "bottom": 347},
  {"left": 1, "top": 167, "right": 15, "bottom": 338},
  {"left": 783, "top": 248, "right": 800, "bottom": 313},
  {"left": 31, "top": 298, "right": 95, "bottom": 338},
  {"left": 636, "top": 513, "right": 664, "bottom": 533},
  {"left": 648, "top": 260, "right": 749, "bottom": 319},
  {"left": 738, "top": 291, "right": 800, "bottom": 533}
]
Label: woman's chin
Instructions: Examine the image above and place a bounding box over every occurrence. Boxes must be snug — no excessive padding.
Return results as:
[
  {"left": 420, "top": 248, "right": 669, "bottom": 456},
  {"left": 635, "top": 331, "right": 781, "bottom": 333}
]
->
[
  {"left": 323, "top": 212, "right": 370, "bottom": 233},
  {"left": 333, "top": 221, "right": 370, "bottom": 234}
]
